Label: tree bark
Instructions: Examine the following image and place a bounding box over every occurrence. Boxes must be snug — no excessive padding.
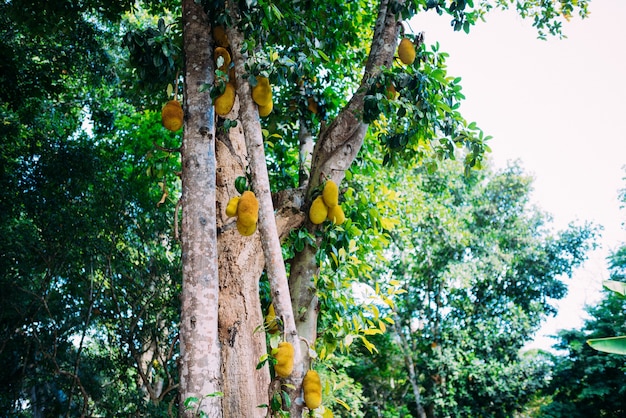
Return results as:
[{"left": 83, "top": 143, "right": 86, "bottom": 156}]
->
[
  {"left": 225, "top": 0, "right": 302, "bottom": 375},
  {"left": 284, "top": 1, "right": 402, "bottom": 415},
  {"left": 289, "top": 0, "right": 401, "bottom": 364},
  {"left": 179, "top": 1, "right": 221, "bottom": 416},
  {"left": 216, "top": 122, "right": 271, "bottom": 417}
]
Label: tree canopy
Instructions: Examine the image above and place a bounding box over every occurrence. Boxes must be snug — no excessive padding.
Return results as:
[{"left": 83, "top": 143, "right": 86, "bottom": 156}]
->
[{"left": 0, "top": 0, "right": 596, "bottom": 416}]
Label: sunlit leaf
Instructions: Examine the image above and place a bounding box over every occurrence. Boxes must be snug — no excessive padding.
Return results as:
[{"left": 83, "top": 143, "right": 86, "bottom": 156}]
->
[
  {"left": 587, "top": 336, "right": 626, "bottom": 355},
  {"left": 603, "top": 280, "right": 626, "bottom": 297}
]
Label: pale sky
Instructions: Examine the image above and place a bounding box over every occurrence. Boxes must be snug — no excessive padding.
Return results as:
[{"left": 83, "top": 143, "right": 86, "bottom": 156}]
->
[{"left": 412, "top": 0, "right": 626, "bottom": 350}]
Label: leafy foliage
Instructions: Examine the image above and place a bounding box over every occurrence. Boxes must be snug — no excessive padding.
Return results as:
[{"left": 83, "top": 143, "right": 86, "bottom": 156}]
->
[
  {"left": 540, "top": 290, "right": 626, "bottom": 417},
  {"left": 344, "top": 159, "right": 597, "bottom": 417},
  {"left": 1, "top": 0, "right": 595, "bottom": 415},
  {"left": 540, "top": 230, "right": 626, "bottom": 416}
]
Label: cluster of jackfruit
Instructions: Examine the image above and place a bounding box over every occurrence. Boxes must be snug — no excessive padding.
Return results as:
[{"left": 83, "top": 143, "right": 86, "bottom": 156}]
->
[
  {"left": 212, "top": 26, "right": 238, "bottom": 117},
  {"left": 225, "top": 190, "right": 259, "bottom": 236},
  {"left": 272, "top": 341, "right": 295, "bottom": 378},
  {"left": 252, "top": 75, "right": 273, "bottom": 117},
  {"left": 212, "top": 25, "right": 273, "bottom": 119},
  {"left": 161, "top": 100, "right": 184, "bottom": 132},
  {"left": 309, "top": 180, "right": 345, "bottom": 225},
  {"left": 303, "top": 369, "right": 322, "bottom": 410}
]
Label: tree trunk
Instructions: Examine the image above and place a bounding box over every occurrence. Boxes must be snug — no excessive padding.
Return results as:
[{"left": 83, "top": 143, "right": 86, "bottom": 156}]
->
[
  {"left": 179, "top": 1, "right": 221, "bottom": 416},
  {"left": 289, "top": 0, "right": 401, "bottom": 379},
  {"left": 216, "top": 121, "right": 271, "bottom": 417},
  {"left": 395, "top": 321, "right": 427, "bottom": 418},
  {"left": 224, "top": 3, "right": 300, "bottom": 345}
]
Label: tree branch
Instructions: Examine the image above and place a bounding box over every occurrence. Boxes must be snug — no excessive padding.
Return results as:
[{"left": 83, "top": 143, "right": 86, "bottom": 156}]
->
[
  {"left": 308, "top": 0, "right": 402, "bottom": 195},
  {"left": 225, "top": 1, "right": 302, "bottom": 362}
]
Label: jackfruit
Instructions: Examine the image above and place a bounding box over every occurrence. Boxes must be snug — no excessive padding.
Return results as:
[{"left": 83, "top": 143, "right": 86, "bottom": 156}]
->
[
  {"left": 237, "top": 190, "right": 259, "bottom": 227},
  {"left": 214, "top": 47, "right": 231, "bottom": 72},
  {"left": 252, "top": 76, "right": 272, "bottom": 107},
  {"left": 309, "top": 196, "right": 328, "bottom": 225},
  {"left": 307, "top": 97, "right": 318, "bottom": 114},
  {"left": 215, "top": 83, "right": 236, "bottom": 116},
  {"left": 386, "top": 84, "right": 398, "bottom": 100},
  {"left": 236, "top": 219, "right": 257, "bottom": 236},
  {"left": 213, "top": 25, "right": 229, "bottom": 48},
  {"left": 258, "top": 100, "right": 273, "bottom": 117},
  {"left": 265, "top": 303, "right": 279, "bottom": 334},
  {"left": 398, "top": 38, "right": 416, "bottom": 65},
  {"left": 161, "top": 100, "right": 184, "bottom": 132},
  {"left": 225, "top": 196, "right": 240, "bottom": 217},
  {"left": 303, "top": 370, "right": 322, "bottom": 410},
  {"left": 327, "top": 204, "right": 345, "bottom": 225},
  {"left": 273, "top": 341, "right": 295, "bottom": 378},
  {"left": 322, "top": 180, "right": 339, "bottom": 207}
]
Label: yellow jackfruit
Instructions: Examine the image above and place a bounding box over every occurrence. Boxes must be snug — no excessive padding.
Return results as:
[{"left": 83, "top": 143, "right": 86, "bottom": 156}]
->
[
  {"left": 252, "top": 76, "right": 272, "bottom": 107},
  {"left": 215, "top": 83, "right": 236, "bottom": 116},
  {"left": 237, "top": 190, "right": 259, "bottom": 227},
  {"left": 258, "top": 100, "right": 273, "bottom": 117},
  {"left": 309, "top": 196, "right": 328, "bottom": 225},
  {"left": 398, "top": 38, "right": 416, "bottom": 65},
  {"left": 265, "top": 303, "right": 279, "bottom": 334},
  {"left": 236, "top": 219, "right": 257, "bottom": 236},
  {"left": 307, "top": 97, "right": 318, "bottom": 114},
  {"left": 327, "top": 204, "right": 345, "bottom": 225},
  {"left": 213, "top": 25, "right": 229, "bottom": 48},
  {"left": 214, "top": 47, "right": 231, "bottom": 72},
  {"left": 225, "top": 196, "right": 240, "bottom": 217},
  {"left": 273, "top": 341, "right": 295, "bottom": 378},
  {"left": 303, "top": 370, "right": 322, "bottom": 410},
  {"left": 386, "top": 84, "right": 398, "bottom": 100},
  {"left": 322, "top": 180, "right": 339, "bottom": 207},
  {"left": 161, "top": 100, "right": 184, "bottom": 132}
]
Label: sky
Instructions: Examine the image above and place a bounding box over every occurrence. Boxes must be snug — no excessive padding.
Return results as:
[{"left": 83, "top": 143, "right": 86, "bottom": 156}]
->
[{"left": 412, "top": 0, "right": 626, "bottom": 350}]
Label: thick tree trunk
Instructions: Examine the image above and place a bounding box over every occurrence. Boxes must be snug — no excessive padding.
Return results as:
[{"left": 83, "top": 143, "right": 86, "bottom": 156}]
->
[
  {"left": 225, "top": 0, "right": 303, "bottom": 381},
  {"left": 285, "top": 2, "right": 402, "bottom": 416},
  {"left": 289, "top": 0, "right": 401, "bottom": 366},
  {"left": 179, "top": 1, "right": 221, "bottom": 416},
  {"left": 216, "top": 122, "right": 271, "bottom": 417}
]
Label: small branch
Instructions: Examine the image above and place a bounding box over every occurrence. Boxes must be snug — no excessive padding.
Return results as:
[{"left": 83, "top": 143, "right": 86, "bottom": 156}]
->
[
  {"left": 174, "top": 198, "right": 182, "bottom": 242},
  {"left": 225, "top": 0, "right": 301, "bottom": 355},
  {"left": 153, "top": 140, "right": 181, "bottom": 154}
]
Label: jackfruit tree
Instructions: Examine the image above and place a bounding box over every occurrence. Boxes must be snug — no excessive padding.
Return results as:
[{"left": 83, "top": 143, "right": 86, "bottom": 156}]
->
[{"left": 0, "top": 0, "right": 592, "bottom": 416}]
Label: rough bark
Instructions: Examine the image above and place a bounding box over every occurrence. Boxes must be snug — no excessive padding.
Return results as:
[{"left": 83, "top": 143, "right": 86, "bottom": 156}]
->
[
  {"left": 216, "top": 122, "right": 271, "bottom": 418},
  {"left": 179, "top": 1, "right": 221, "bottom": 416},
  {"left": 289, "top": 0, "right": 401, "bottom": 356},
  {"left": 225, "top": 0, "right": 302, "bottom": 374},
  {"left": 285, "top": 1, "right": 403, "bottom": 415}
]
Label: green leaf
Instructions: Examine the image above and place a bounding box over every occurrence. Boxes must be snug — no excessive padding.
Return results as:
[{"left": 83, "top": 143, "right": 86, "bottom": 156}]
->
[
  {"left": 235, "top": 176, "right": 248, "bottom": 194},
  {"left": 603, "top": 280, "right": 626, "bottom": 297},
  {"left": 317, "top": 49, "right": 330, "bottom": 62},
  {"left": 184, "top": 396, "right": 199, "bottom": 409},
  {"left": 587, "top": 336, "right": 626, "bottom": 355}
]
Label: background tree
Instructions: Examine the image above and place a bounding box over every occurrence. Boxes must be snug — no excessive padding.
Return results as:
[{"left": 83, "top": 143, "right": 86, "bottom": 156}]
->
[
  {"left": 345, "top": 159, "right": 596, "bottom": 418},
  {"left": 540, "top": 252, "right": 626, "bottom": 416},
  {"left": 0, "top": 2, "right": 181, "bottom": 415}
]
